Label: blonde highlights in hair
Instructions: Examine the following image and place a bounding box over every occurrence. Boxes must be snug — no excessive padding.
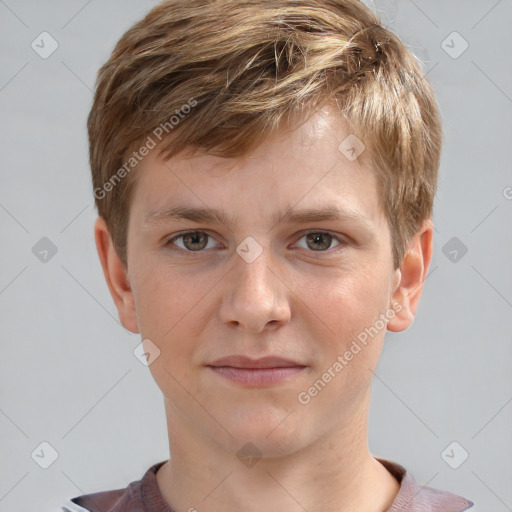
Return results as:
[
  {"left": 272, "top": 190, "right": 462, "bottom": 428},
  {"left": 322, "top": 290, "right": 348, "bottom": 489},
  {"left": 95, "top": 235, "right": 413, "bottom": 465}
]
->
[{"left": 88, "top": 0, "right": 442, "bottom": 269}]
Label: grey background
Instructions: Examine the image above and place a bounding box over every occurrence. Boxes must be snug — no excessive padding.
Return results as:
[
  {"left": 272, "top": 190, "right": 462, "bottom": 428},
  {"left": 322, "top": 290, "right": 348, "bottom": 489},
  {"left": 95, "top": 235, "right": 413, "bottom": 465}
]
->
[{"left": 0, "top": 0, "right": 511, "bottom": 510}]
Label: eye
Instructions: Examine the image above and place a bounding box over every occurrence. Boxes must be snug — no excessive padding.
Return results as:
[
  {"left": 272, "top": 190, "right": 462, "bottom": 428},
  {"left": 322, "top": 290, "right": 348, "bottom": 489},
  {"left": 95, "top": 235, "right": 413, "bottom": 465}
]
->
[
  {"left": 294, "top": 231, "right": 345, "bottom": 252},
  {"left": 166, "top": 231, "right": 220, "bottom": 253},
  {"left": 165, "top": 230, "right": 346, "bottom": 255}
]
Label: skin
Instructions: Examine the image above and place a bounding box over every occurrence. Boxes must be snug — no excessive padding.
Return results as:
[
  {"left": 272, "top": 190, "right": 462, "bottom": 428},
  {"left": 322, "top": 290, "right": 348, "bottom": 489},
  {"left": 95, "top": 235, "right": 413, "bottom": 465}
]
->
[{"left": 95, "top": 103, "right": 433, "bottom": 512}]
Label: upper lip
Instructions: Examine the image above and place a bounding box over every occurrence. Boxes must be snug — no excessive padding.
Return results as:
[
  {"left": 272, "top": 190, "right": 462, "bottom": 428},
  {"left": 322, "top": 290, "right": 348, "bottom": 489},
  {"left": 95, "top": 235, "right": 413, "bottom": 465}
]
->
[{"left": 207, "top": 355, "right": 305, "bottom": 369}]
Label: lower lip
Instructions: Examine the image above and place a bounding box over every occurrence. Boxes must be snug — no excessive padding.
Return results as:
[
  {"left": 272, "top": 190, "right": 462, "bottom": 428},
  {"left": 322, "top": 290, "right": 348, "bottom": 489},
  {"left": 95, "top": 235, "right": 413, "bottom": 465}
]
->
[{"left": 207, "top": 366, "right": 306, "bottom": 386}]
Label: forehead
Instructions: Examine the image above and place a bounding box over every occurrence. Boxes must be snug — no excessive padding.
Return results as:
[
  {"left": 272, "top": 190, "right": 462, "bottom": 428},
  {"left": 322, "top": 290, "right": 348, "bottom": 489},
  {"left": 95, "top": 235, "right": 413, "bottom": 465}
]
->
[{"left": 130, "top": 105, "right": 384, "bottom": 231}]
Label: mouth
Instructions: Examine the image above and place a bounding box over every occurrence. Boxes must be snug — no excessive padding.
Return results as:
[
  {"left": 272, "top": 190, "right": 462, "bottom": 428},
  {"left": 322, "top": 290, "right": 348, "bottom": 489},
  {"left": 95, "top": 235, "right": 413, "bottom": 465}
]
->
[{"left": 206, "top": 355, "right": 307, "bottom": 387}]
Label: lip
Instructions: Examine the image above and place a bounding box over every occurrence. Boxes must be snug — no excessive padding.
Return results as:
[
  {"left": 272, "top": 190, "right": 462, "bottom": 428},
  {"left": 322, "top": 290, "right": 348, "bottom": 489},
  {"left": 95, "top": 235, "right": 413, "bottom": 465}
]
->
[
  {"left": 208, "top": 355, "right": 304, "bottom": 369},
  {"left": 206, "top": 355, "right": 307, "bottom": 387}
]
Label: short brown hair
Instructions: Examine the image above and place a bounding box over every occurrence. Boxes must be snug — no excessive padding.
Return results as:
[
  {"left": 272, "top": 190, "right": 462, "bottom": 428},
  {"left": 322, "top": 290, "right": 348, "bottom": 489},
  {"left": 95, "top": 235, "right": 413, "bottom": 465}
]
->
[{"left": 88, "top": 0, "right": 442, "bottom": 270}]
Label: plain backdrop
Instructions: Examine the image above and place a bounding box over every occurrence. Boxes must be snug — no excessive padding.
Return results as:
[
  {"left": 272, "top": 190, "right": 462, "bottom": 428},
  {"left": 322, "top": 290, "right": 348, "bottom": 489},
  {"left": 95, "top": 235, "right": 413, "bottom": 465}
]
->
[{"left": 1, "top": 0, "right": 511, "bottom": 511}]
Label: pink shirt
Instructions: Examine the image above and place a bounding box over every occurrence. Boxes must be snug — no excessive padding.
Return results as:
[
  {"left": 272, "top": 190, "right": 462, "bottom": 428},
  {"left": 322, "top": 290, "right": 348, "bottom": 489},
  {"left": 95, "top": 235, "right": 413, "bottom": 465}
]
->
[{"left": 62, "top": 458, "right": 474, "bottom": 512}]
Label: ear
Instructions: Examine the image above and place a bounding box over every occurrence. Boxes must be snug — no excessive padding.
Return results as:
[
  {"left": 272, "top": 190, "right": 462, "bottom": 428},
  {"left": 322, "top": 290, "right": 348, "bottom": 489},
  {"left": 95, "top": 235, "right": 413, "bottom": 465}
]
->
[
  {"left": 387, "top": 219, "right": 434, "bottom": 332},
  {"left": 94, "top": 216, "right": 139, "bottom": 333}
]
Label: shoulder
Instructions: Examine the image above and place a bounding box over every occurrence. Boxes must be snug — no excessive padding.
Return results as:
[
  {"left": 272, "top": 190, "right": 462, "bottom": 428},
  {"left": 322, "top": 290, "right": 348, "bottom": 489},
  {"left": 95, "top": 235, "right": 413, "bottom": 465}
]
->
[
  {"left": 61, "top": 488, "right": 128, "bottom": 512},
  {"left": 61, "top": 498, "right": 94, "bottom": 512},
  {"left": 396, "top": 473, "right": 475, "bottom": 512},
  {"left": 376, "top": 458, "right": 475, "bottom": 512},
  {"left": 61, "top": 461, "right": 167, "bottom": 512}
]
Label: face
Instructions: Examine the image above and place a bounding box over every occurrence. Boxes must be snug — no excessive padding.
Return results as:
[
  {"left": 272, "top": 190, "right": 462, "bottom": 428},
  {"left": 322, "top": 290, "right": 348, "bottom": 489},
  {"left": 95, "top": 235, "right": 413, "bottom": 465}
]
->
[{"left": 100, "top": 104, "right": 424, "bottom": 457}]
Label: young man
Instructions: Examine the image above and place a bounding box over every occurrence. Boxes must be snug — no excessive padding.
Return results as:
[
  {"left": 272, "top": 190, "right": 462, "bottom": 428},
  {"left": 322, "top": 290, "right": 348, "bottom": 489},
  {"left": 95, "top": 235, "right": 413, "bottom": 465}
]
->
[{"left": 63, "top": 0, "right": 474, "bottom": 510}]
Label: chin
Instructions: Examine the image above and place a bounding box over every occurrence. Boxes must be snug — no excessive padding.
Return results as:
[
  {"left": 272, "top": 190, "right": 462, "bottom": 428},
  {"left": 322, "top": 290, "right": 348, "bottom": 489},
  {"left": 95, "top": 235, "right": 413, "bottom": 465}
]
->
[{"left": 219, "top": 417, "right": 310, "bottom": 459}]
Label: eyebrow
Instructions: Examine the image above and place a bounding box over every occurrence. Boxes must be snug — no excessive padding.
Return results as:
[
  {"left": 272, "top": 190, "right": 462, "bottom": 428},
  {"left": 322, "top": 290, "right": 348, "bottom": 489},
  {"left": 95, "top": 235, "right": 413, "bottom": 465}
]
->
[{"left": 143, "top": 205, "right": 374, "bottom": 231}]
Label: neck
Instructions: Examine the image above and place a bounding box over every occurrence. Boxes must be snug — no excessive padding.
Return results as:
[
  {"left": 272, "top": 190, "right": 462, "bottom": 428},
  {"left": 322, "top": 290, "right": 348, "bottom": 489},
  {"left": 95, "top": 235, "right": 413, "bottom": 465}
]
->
[{"left": 156, "top": 392, "right": 400, "bottom": 512}]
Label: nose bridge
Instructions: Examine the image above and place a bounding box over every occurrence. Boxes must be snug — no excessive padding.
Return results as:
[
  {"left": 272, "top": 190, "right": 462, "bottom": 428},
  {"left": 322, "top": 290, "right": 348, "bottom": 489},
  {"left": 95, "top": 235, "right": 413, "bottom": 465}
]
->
[
  {"left": 234, "top": 241, "right": 278, "bottom": 304},
  {"left": 220, "top": 240, "right": 290, "bottom": 331},
  {"left": 237, "top": 244, "right": 274, "bottom": 294}
]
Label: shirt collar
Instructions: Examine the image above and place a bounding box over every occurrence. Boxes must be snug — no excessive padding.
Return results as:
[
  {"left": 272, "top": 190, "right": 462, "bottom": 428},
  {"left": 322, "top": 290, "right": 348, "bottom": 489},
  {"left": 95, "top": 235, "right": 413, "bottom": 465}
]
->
[{"left": 68, "top": 458, "right": 474, "bottom": 512}]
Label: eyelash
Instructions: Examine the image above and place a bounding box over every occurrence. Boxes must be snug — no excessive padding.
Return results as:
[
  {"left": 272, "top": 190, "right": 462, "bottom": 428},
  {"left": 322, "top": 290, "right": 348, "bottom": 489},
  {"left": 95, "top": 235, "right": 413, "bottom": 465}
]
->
[{"left": 164, "top": 230, "right": 347, "bottom": 256}]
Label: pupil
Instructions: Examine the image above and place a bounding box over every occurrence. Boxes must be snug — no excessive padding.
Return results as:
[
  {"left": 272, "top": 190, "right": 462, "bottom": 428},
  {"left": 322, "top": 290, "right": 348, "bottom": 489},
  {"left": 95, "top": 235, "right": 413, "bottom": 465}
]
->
[
  {"left": 308, "top": 232, "right": 330, "bottom": 250},
  {"left": 186, "top": 232, "right": 206, "bottom": 250}
]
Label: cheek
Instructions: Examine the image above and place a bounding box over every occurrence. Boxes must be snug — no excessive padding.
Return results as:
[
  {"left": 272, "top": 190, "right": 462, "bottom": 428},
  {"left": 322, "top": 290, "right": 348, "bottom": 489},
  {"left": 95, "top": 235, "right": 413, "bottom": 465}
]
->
[
  {"left": 298, "top": 264, "right": 392, "bottom": 396},
  {"left": 134, "top": 268, "right": 205, "bottom": 398},
  {"left": 133, "top": 265, "right": 204, "bottom": 338},
  {"left": 131, "top": 267, "right": 211, "bottom": 392},
  {"left": 300, "top": 264, "right": 389, "bottom": 338}
]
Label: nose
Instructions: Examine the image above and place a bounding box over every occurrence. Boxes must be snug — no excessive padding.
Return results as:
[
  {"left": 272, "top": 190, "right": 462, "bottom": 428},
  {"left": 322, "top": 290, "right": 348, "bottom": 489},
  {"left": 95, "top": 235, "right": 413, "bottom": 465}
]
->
[{"left": 218, "top": 245, "right": 291, "bottom": 333}]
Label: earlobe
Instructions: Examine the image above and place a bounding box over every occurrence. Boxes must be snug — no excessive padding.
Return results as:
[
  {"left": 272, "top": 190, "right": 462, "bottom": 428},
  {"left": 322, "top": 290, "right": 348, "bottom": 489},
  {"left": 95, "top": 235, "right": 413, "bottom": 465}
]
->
[
  {"left": 386, "top": 219, "right": 434, "bottom": 333},
  {"left": 94, "top": 217, "right": 140, "bottom": 333}
]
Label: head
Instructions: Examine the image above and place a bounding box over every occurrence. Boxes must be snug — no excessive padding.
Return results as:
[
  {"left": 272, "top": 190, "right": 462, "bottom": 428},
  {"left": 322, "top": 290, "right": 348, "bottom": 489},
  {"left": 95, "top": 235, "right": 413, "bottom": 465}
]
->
[{"left": 91, "top": 0, "right": 441, "bottom": 456}]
